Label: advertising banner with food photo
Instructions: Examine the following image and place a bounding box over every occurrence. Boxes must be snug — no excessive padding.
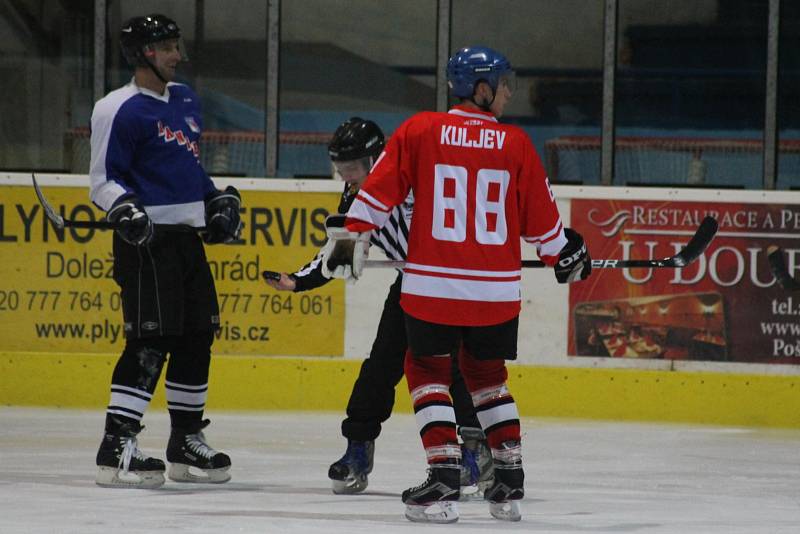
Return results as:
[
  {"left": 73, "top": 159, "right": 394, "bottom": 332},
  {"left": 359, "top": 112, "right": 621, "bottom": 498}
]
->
[{"left": 568, "top": 199, "right": 800, "bottom": 365}]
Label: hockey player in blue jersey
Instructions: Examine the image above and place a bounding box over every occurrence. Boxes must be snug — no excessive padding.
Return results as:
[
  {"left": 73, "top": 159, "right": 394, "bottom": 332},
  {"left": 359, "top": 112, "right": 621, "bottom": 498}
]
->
[{"left": 91, "top": 14, "right": 241, "bottom": 488}]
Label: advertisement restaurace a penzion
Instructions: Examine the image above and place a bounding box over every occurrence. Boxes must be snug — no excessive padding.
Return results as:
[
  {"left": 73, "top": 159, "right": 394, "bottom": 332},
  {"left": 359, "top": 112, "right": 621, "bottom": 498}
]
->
[{"left": 569, "top": 199, "right": 800, "bottom": 365}]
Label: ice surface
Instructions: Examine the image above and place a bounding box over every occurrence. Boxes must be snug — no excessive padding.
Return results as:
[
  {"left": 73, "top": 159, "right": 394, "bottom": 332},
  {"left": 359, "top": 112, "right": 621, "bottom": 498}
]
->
[{"left": 1, "top": 408, "right": 798, "bottom": 533}]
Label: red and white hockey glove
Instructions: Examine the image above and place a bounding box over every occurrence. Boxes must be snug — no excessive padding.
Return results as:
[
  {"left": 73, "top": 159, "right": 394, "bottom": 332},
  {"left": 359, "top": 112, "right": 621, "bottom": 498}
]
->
[{"left": 320, "top": 214, "right": 370, "bottom": 281}]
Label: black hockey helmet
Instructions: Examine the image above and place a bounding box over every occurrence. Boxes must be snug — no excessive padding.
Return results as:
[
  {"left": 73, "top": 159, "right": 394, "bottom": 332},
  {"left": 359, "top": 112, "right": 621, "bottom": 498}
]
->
[
  {"left": 328, "top": 117, "right": 385, "bottom": 162},
  {"left": 120, "top": 14, "right": 183, "bottom": 67}
]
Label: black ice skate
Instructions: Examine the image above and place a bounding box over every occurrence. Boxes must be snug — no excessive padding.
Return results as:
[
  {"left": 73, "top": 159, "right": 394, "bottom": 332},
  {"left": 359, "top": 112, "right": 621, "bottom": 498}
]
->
[
  {"left": 95, "top": 418, "right": 165, "bottom": 489},
  {"left": 328, "top": 439, "right": 374, "bottom": 494},
  {"left": 402, "top": 465, "right": 460, "bottom": 523},
  {"left": 458, "top": 426, "right": 495, "bottom": 500},
  {"left": 483, "top": 440, "right": 524, "bottom": 521},
  {"left": 166, "top": 419, "right": 231, "bottom": 483}
]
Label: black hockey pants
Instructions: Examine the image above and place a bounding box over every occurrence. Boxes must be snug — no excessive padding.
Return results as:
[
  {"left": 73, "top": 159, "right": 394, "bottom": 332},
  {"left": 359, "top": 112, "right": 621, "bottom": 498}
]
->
[{"left": 341, "top": 272, "right": 481, "bottom": 442}]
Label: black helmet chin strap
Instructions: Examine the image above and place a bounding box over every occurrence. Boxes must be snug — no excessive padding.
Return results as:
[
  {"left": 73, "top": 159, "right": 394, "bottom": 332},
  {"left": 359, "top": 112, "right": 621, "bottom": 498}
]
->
[
  {"left": 470, "top": 82, "right": 495, "bottom": 112},
  {"left": 470, "top": 91, "right": 495, "bottom": 113},
  {"left": 138, "top": 49, "right": 169, "bottom": 85},
  {"left": 148, "top": 61, "right": 169, "bottom": 84}
]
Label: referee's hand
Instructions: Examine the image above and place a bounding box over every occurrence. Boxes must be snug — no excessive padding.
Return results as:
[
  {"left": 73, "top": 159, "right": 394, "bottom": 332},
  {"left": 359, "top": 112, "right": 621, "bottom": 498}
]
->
[{"left": 262, "top": 271, "right": 296, "bottom": 291}]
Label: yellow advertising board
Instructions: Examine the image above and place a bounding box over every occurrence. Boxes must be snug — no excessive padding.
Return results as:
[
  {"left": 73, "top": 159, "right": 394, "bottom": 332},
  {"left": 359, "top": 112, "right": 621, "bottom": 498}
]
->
[{"left": 0, "top": 183, "right": 344, "bottom": 356}]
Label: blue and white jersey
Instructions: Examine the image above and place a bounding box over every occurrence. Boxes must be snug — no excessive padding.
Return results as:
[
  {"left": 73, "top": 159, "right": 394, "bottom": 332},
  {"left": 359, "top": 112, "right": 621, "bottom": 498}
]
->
[{"left": 89, "top": 78, "right": 217, "bottom": 227}]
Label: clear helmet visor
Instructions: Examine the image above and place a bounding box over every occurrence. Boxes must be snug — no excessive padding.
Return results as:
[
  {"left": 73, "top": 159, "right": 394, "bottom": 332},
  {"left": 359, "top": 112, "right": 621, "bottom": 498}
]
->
[
  {"left": 331, "top": 156, "right": 373, "bottom": 186},
  {"left": 498, "top": 71, "right": 517, "bottom": 96}
]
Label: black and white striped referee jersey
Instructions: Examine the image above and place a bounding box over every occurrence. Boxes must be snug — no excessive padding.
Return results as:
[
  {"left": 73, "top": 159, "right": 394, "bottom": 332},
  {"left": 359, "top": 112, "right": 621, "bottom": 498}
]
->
[{"left": 289, "top": 185, "right": 412, "bottom": 292}]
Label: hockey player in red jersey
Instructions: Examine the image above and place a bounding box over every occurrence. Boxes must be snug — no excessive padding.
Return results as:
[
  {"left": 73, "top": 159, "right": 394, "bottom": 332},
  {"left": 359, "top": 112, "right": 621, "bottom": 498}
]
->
[
  {"left": 322, "top": 45, "right": 592, "bottom": 523},
  {"left": 264, "top": 117, "right": 494, "bottom": 497}
]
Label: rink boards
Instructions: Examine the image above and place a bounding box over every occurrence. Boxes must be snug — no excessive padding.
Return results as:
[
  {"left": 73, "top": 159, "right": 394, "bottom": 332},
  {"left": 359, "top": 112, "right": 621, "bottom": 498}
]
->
[
  {"left": 1, "top": 174, "right": 799, "bottom": 428},
  {"left": 1, "top": 351, "right": 797, "bottom": 428}
]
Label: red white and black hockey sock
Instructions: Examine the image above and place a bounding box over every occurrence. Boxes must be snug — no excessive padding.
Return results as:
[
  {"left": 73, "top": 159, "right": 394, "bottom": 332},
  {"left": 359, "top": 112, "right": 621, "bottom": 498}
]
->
[
  {"left": 458, "top": 350, "right": 521, "bottom": 453},
  {"left": 405, "top": 351, "right": 461, "bottom": 465}
]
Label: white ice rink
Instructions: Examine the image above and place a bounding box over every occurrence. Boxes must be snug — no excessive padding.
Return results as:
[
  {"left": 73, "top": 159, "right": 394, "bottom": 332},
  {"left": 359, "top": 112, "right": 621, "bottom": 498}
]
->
[{"left": 1, "top": 407, "right": 798, "bottom": 533}]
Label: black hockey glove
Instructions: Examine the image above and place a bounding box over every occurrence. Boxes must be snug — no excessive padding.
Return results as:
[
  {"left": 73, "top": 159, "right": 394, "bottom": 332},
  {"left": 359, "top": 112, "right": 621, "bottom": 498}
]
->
[
  {"left": 107, "top": 195, "right": 153, "bottom": 246},
  {"left": 202, "top": 186, "right": 242, "bottom": 244},
  {"left": 554, "top": 228, "right": 592, "bottom": 283}
]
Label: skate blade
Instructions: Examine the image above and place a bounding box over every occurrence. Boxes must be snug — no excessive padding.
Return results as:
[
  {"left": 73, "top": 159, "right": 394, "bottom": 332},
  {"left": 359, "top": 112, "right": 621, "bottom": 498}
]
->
[
  {"left": 96, "top": 466, "right": 165, "bottom": 489},
  {"left": 168, "top": 463, "right": 231, "bottom": 484},
  {"left": 404, "top": 501, "right": 459, "bottom": 524},
  {"left": 331, "top": 474, "right": 368, "bottom": 494},
  {"left": 458, "top": 484, "right": 484, "bottom": 501},
  {"left": 489, "top": 500, "right": 521, "bottom": 522},
  {"left": 477, "top": 476, "right": 495, "bottom": 493}
]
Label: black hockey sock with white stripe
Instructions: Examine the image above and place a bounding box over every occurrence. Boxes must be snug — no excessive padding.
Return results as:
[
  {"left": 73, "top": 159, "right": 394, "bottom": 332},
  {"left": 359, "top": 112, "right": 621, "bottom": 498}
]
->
[
  {"left": 166, "top": 380, "right": 208, "bottom": 427},
  {"left": 105, "top": 338, "right": 171, "bottom": 425},
  {"left": 164, "top": 329, "right": 213, "bottom": 428}
]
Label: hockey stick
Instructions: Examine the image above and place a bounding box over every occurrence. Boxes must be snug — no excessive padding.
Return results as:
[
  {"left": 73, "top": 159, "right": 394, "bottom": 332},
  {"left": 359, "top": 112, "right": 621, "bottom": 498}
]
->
[
  {"left": 32, "top": 174, "right": 117, "bottom": 230},
  {"left": 364, "top": 215, "right": 718, "bottom": 270},
  {"left": 767, "top": 246, "right": 800, "bottom": 291},
  {"left": 32, "top": 174, "right": 191, "bottom": 232}
]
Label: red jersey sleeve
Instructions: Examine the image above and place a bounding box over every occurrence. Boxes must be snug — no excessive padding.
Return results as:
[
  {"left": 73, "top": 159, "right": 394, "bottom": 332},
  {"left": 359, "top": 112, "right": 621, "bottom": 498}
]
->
[
  {"left": 517, "top": 136, "right": 567, "bottom": 266},
  {"left": 345, "top": 120, "right": 413, "bottom": 233}
]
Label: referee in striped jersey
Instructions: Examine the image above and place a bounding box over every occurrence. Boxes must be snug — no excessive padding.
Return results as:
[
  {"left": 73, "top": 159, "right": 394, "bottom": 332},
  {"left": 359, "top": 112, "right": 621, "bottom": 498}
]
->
[{"left": 263, "top": 117, "right": 492, "bottom": 496}]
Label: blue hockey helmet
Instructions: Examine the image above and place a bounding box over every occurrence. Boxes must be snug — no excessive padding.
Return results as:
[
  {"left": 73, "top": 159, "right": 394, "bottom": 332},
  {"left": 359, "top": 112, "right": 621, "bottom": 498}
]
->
[{"left": 446, "top": 46, "right": 514, "bottom": 99}]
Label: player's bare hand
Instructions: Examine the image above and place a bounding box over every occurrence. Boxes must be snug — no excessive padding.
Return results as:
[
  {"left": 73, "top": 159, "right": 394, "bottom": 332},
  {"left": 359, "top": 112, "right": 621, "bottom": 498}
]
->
[{"left": 262, "top": 271, "right": 296, "bottom": 291}]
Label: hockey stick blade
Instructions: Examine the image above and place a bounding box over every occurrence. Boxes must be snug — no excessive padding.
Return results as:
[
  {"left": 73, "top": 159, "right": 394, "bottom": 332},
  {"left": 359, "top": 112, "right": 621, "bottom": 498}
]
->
[
  {"left": 32, "top": 174, "right": 116, "bottom": 230},
  {"left": 601, "top": 215, "right": 719, "bottom": 269},
  {"left": 363, "top": 216, "right": 718, "bottom": 270},
  {"left": 669, "top": 215, "right": 719, "bottom": 266},
  {"left": 767, "top": 245, "right": 800, "bottom": 291},
  {"left": 32, "top": 174, "right": 65, "bottom": 229}
]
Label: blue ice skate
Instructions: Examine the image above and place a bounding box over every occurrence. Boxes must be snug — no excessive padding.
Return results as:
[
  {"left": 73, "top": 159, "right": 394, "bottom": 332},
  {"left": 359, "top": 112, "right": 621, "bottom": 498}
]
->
[
  {"left": 328, "top": 439, "right": 374, "bottom": 494},
  {"left": 458, "top": 426, "right": 494, "bottom": 500}
]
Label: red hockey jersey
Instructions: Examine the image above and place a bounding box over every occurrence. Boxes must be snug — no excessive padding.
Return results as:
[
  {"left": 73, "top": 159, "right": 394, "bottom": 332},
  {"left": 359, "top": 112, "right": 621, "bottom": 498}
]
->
[{"left": 346, "top": 105, "right": 566, "bottom": 326}]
